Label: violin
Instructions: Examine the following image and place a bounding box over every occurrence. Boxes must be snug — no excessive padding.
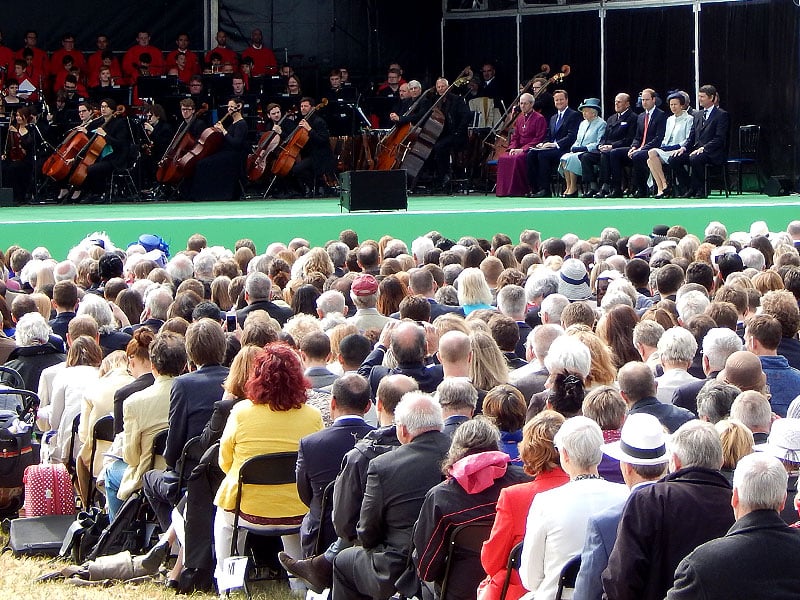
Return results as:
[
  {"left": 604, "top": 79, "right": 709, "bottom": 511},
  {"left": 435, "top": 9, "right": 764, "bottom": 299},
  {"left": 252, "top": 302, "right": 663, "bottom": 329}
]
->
[
  {"left": 246, "top": 109, "right": 295, "bottom": 182},
  {"left": 156, "top": 104, "right": 209, "bottom": 184},
  {"left": 175, "top": 110, "right": 233, "bottom": 178},
  {"left": 4, "top": 126, "right": 26, "bottom": 162},
  {"left": 393, "top": 67, "right": 471, "bottom": 184},
  {"left": 68, "top": 105, "right": 126, "bottom": 186},
  {"left": 271, "top": 98, "right": 328, "bottom": 178}
]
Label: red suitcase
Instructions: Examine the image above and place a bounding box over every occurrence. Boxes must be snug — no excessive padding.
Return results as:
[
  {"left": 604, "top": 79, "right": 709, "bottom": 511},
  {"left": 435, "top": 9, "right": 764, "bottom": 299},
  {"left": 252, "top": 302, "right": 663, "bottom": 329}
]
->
[{"left": 21, "top": 463, "right": 75, "bottom": 517}]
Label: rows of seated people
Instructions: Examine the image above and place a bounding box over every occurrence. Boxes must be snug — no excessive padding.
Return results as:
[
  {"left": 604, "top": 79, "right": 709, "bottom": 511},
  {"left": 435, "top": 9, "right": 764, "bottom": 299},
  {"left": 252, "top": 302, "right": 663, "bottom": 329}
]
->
[{"left": 2, "top": 219, "right": 800, "bottom": 597}]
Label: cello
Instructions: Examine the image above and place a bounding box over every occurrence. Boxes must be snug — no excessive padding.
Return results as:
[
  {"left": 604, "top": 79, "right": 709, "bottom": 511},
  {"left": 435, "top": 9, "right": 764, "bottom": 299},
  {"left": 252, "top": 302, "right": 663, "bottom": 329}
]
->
[
  {"left": 156, "top": 103, "right": 209, "bottom": 184},
  {"left": 42, "top": 110, "right": 104, "bottom": 182},
  {"left": 175, "top": 110, "right": 233, "bottom": 178},
  {"left": 270, "top": 98, "right": 328, "bottom": 178},
  {"left": 373, "top": 84, "right": 436, "bottom": 171},
  {"left": 392, "top": 68, "right": 472, "bottom": 184},
  {"left": 246, "top": 109, "right": 295, "bottom": 182},
  {"left": 68, "top": 105, "right": 126, "bottom": 187}
]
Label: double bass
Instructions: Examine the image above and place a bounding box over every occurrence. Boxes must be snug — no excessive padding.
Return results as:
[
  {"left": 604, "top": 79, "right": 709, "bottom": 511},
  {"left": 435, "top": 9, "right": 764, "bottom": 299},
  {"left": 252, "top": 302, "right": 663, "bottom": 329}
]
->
[
  {"left": 246, "top": 109, "right": 294, "bottom": 182},
  {"left": 156, "top": 103, "right": 209, "bottom": 184},
  {"left": 483, "top": 65, "right": 570, "bottom": 163},
  {"left": 390, "top": 68, "right": 472, "bottom": 183},
  {"left": 270, "top": 98, "right": 328, "bottom": 178}
]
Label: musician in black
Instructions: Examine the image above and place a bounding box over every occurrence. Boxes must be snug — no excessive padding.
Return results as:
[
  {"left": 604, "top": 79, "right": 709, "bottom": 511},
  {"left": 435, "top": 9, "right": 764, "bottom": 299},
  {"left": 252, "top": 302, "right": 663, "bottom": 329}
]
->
[
  {"left": 291, "top": 96, "right": 335, "bottom": 197},
  {"left": 322, "top": 69, "right": 352, "bottom": 137},
  {"left": 389, "top": 80, "right": 430, "bottom": 126},
  {"left": 1, "top": 106, "right": 35, "bottom": 204},
  {"left": 141, "top": 103, "right": 173, "bottom": 188},
  {"left": 188, "top": 97, "right": 249, "bottom": 201},
  {"left": 431, "top": 77, "right": 470, "bottom": 189}
]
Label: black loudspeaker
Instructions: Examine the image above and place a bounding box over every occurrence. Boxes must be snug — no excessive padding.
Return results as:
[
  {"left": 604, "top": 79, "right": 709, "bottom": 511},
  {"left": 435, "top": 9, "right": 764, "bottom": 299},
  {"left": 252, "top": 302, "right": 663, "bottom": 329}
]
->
[
  {"left": 764, "top": 176, "right": 794, "bottom": 197},
  {"left": 0, "top": 188, "right": 13, "bottom": 207},
  {"left": 340, "top": 170, "right": 407, "bottom": 212}
]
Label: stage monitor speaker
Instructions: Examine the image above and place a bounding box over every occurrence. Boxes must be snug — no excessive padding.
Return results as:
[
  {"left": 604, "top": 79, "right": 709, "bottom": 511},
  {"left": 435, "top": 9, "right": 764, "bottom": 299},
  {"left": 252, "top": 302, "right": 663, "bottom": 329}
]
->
[
  {"left": 764, "top": 176, "right": 794, "bottom": 197},
  {"left": 0, "top": 188, "right": 13, "bottom": 207},
  {"left": 340, "top": 170, "right": 407, "bottom": 212}
]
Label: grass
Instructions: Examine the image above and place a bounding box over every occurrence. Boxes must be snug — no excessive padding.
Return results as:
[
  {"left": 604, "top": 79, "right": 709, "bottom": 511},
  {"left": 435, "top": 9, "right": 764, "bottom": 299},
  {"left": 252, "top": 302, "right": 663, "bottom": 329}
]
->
[{"left": 0, "top": 531, "right": 297, "bottom": 600}]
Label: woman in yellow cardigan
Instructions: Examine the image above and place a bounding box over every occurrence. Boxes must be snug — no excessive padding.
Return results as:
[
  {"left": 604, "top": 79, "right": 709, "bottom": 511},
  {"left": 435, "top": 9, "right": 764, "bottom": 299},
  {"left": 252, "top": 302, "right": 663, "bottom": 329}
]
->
[{"left": 213, "top": 342, "right": 324, "bottom": 584}]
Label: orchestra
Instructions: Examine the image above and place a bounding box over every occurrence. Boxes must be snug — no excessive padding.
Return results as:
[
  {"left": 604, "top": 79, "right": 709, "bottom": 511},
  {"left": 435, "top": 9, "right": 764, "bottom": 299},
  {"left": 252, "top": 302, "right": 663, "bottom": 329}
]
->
[{"left": 0, "top": 30, "right": 635, "bottom": 205}]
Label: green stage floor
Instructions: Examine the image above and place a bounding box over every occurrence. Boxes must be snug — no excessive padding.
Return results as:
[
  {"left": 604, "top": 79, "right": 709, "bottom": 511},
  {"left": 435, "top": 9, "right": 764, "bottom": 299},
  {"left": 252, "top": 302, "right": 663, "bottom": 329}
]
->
[{"left": 2, "top": 193, "right": 799, "bottom": 259}]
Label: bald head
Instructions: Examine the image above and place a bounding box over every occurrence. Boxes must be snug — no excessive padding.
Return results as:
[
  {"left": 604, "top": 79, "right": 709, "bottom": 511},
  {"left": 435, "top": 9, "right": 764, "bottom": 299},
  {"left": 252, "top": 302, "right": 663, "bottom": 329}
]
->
[
  {"left": 618, "top": 361, "right": 657, "bottom": 404},
  {"left": 391, "top": 321, "right": 427, "bottom": 364},
  {"left": 438, "top": 330, "right": 471, "bottom": 365}
]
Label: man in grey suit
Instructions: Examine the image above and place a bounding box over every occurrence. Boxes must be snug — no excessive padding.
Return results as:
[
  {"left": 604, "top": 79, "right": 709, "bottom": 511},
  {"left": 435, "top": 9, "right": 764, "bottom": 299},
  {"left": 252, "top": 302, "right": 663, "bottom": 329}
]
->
[
  {"left": 666, "top": 452, "right": 800, "bottom": 599},
  {"left": 331, "top": 392, "right": 451, "bottom": 600},
  {"left": 572, "top": 413, "right": 669, "bottom": 600}
]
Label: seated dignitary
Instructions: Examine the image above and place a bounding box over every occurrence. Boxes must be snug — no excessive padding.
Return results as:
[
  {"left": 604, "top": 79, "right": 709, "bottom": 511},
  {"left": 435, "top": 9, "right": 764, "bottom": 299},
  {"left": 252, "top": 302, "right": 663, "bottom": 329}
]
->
[
  {"left": 331, "top": 392, "right": 451, "bottom": 600},
  {"left": 618, "top": 361, "right": 695, "bottom": 433},
  {"left": 408, "top": 418, "right": 528, "bottom": 599},
  {"left": 520, "top": 416, "right": 629, "bottom": 599},
  {"left": 495, "top": 93, "right": 546, "bottom": 197},
  {"left": 666, "top": 452, "right": 800, "bottom": 599},
  {"left": 626, "top": 88, "right": 666, "bottom": 198},
  {"left": 296, "top": 373, "right": 374, "bottom": 557},
  {"left": 602, "top": 420, "right": 735, "bottom": 600},
  {"left": 572, "top": 413, "right": 669, "bottom": 600},
  {"left": 646, "top": 91, "right": 693, "bottom": 198},
  {"left": 279, "top": 374, "right": 418, "bottom": 593},
  {"left": 580, "top": 93, "right": 636, "bottom": 198},
  {"left": 669, "top": 84, "right": 730, "bottom": 198},
  {"left": 557, "top": 98, "right": 606, "bottom": 198},
  {"left": 526, "top": 89, "right": 581, "bottom": 197}
]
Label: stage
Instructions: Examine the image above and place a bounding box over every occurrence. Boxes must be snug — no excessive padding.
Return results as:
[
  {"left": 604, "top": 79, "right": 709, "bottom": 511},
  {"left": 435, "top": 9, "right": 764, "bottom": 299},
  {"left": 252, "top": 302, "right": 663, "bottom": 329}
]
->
[{"left": 2, "top": 192, "right": 799, "bottom": 259}]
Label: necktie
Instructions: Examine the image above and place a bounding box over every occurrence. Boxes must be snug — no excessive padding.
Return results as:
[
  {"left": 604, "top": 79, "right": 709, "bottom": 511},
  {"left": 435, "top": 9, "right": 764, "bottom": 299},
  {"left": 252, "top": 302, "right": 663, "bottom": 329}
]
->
[
  {"left": 702, "top": 108, "right": 709, "bottom": 122},
  {"left": 642, "top": 111, "right": 650, "bottom": 143},
  {"left": 555, "top": 112, "right": 563, "bottom": 131}
]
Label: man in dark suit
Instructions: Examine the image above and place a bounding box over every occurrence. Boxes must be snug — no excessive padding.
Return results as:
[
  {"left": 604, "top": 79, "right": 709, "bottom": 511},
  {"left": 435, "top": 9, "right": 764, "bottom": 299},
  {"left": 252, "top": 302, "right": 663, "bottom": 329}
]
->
[
  {"left": 49, "top": 280, "right": 78, "bottom": 341},
  {"left": 579, "top": 92, "right": 637, "bottom": 198},
  {"left": 331, "top": 392, "right": 451, "bottom": 600},
  {"left": 626, "top": 88, "right": 666, "bottom": 197},
  {"left": 236, "top": 271, "right": 293, "bottom": 327},
  {"left": 666, "top": 453, "right": 800, "bottom": 599},
  {"left": 477, "top": 62, "right": 503, "bottom": 105},
  {"left": 296, "top": 373, "right": 374, "bottom": 557},
  {"left": 142, "top": 318, "right": 229, "bottom": 529},
  {"left": 619, "top": 362, "right": 694, "bottom": 434},
  {"left": 669, "top": 84, "right": 730, "bottom": 198},
  {"left": 390, "top": 269, "right": 464, "bottom": 321},
  {"left": 526, "top": 88, "right": 581, "bottom": 197}
]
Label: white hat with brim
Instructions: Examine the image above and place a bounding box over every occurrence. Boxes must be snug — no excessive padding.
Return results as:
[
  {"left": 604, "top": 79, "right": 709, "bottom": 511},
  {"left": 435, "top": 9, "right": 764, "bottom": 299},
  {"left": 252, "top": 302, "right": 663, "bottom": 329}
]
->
[
  {"left": 754, "top": 418, "right": 800, "bottom": 464},
  {"left": 558, "top": 258, "right": 591, "bottom": 301},
  {"left": 602, "top": 413, "right": 670, "bottom": 466}
]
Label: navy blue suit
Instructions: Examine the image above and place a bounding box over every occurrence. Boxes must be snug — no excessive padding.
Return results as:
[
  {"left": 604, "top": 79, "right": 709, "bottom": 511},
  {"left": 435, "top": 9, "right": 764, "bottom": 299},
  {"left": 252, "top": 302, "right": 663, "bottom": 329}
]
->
[
  {"left": 627, "top": 107, "right": 666, "bottom": 195},
  {"left": 628, "top": 396, "right": 695, "bottom": 434},
  {"left": 297, "top": 416, "right": 374, "bottom": 556},
  {"left": 580, "top": 108, "right": 637, "bottom": 191},
  {"left": 526, "top": 107, "right": 581, "bottom": 193},
  {"left": 669, "top": 106, "right": 730, "bottom": 196}
]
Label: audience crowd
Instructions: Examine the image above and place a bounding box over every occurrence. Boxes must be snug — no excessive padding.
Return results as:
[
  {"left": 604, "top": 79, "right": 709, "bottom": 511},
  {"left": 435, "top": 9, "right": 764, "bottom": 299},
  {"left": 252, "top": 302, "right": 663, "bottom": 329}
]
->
[{"left": 2, "top": 218, "right": 800, "bottom": 598}]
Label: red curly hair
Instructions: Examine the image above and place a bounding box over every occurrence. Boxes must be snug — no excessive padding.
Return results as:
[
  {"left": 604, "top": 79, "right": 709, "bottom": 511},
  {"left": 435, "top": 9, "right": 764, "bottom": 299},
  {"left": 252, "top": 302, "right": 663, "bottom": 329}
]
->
[{"left": 245, "top": 342, "right": 309, "bottom": 410}]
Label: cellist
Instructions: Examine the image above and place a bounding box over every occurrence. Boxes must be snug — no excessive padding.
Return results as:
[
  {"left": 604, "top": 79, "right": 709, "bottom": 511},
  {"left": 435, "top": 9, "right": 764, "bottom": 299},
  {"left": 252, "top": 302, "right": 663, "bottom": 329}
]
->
[
  {"left": 389, "top": 80, "right": 430, "bottom": 126},
  {"left": 68, "top": 98, "right": 130, "bottom": 203},
  {"left": 54, "top": 100, "right": 100, "bottom": 201},
  {"left": 430, "top": 77, "right": 470, "bottom": 189},
  {"left": 290, "top": 96, "right": 335, "bottom": 197}
]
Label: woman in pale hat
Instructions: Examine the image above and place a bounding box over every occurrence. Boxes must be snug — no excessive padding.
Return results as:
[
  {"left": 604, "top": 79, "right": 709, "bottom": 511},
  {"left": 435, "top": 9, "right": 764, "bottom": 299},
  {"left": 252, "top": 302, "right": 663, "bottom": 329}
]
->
[
  {"left": 558, "top": 98, "right": 606, "bottom": 198},
  {"left": 757, "top": 417, "right": 800, "bottom": 524}
]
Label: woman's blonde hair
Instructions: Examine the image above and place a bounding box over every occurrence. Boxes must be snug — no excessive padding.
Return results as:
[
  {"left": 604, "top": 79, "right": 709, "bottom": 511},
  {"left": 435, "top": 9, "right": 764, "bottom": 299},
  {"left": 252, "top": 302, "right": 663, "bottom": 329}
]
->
[
  {"left": 224, "top": 345, "right": 262, "bottom": 399},
  {"left": 469, "top": 330, "right": 509, "bottom": 391},
  {"left": 715, "top": 418, "right": 754, "bottom": 470}
]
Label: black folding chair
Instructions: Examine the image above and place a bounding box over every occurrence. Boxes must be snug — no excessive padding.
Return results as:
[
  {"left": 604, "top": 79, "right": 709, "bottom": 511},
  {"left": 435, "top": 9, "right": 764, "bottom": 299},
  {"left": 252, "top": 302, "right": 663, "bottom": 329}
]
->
[
  {"left": 87, "top": 415, "right": 116, "bottom": 506},
  {"left": 499, "top": 541, "right": 524, "bottom": 600},
  {"left": 438, "top": 517, "right": 495, "bottom": 600},
  {"left": 555, "top": 554, "right": 582, "bottom": 600}
]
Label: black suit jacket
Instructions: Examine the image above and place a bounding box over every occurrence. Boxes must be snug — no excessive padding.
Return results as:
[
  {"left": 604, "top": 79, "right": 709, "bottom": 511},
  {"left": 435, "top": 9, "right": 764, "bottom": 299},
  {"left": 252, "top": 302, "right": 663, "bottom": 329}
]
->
[
  {"left": 630, "top": 108, "right": 666, "bottom": 151},
  {"left": 297, "top": 416, "right": 374, "bottom": 556},
  {"left": 236, "top": 299, "right": 293, "bottom": 327},
  {"left": 628, "top": 396, "right": 694, "bottom": 434},
  {"left": 548, "top": 107, "right": 581, "bottom": 150},
  {"left": 600, "top": 108, "right": 637, "bottom": 148},
  {"left": 390, "top": 298, "right": 464, "bottom": 322},
  {"left": 672, "top": 372, "right": 719, "bottom": 416},
  {"left": 667, "top": 510, "right": 800, "bottom": 600},
  {"left": 682, "top": 106, "right": 730, "bottom": 164},
  {"left": 164, "top": 363, "right": 229, "bottom": 468}
]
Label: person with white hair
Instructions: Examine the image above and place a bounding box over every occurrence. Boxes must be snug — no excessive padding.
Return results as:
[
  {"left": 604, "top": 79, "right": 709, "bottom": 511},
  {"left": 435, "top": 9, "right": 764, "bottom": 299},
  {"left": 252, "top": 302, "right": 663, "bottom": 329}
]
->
[
  {"left": 520, "top": 416, "right": 628, "bottom": 600},
  {"left": 316, "top": 290, "right": 347, "bottom": 319},
  {"left": 53, "top": 260, "right": 78, "bottom": 282},
  {"left": 705, "top": 220, "right": 728, "bottom": 240},
  {"left": 655, "top": 326, "right": 701, "bottom": 403},
  {"left": 77, "top": 293, "right": 132, "bottom": 354},
  {"left": 165, "top": 254, "right": 194, "bottom": 283},
  {"left": 739, "top": 246, "right": 766, "bottom": 271},
  {"left": 673, "top": 327, "right": 743, "bottom": 414},
  {"left": 122, "top": 285, "right": 173, "bottom": 335},
  {"left": 236, "top": 271, "right": 293, "bottom": 327},
  {"left": 540, "top": 293, "right": 570, "bottom": 326},
  {"left": 331, "top": 392, "right": 450, "bottom": 600},
  {"left": 524, "top": 269, "right": 559, "bottom": 310},
  {"left": 666, "top": 452, "right": 800, "bottom": 599},
  {"left": 509, "top": 324, "right": 564, "bottom": 402},
  {"left": 675, "top": 290, "right": 710, "bottom": 325},
  {"left": 604, "top": 420, "right": 734, "bottom": 600},
  {"left": 3, "top": 312, "right": 66, "bottom": 391},
  {"left": 411, "top": 236, "right": 434, "bottom": 266}
]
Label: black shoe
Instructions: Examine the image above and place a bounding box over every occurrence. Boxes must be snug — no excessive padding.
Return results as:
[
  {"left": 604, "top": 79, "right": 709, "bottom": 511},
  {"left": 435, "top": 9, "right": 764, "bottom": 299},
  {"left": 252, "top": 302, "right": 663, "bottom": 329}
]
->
[
  {"left": 605, "top": 188, "right": 623, "bottom": 198},
  {"left": 561, "top": 191, "right": 578, "bottom": 198},
  {"left": 140, "top": 538, "right": 171, "bottom": 572},
  {"left": 278, "top": 552, "right": 333, "bottom": 594},
  {"left": 527, "top": 189, "right": 547, "bottom": 198},
  {"left": 653, "top": 192, "right": 667, "bottom": 200},
  {"left": 679, "top": 190, "right": 694, "bottom": 199}
]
